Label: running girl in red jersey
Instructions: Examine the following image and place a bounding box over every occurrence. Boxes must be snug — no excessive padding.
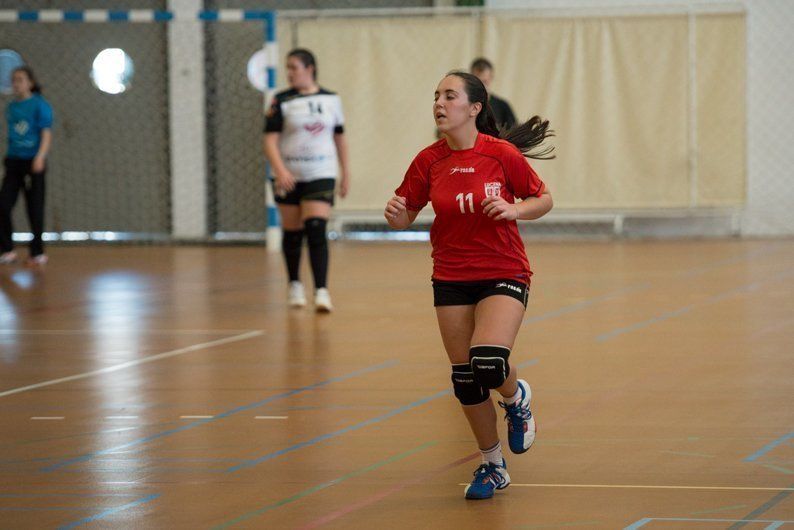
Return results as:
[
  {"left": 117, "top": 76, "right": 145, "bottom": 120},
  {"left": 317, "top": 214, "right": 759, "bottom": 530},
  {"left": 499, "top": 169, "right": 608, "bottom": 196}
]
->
[{"left": 384, "top": 71, "right": 554, "bottom": 500}]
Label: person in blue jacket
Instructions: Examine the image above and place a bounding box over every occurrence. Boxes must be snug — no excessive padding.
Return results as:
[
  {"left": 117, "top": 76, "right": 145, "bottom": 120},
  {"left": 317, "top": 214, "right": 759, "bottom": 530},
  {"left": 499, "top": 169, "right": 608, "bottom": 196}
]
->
[{"left": 0, "top": 66, "right": 53, "bottom": 266}]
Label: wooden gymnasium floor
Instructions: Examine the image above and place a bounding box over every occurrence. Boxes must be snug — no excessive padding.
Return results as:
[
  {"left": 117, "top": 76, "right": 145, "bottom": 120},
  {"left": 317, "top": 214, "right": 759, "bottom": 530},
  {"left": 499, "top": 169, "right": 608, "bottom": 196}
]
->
[{"left": 0, "top": 239, "right": 793, "bottom": 530}]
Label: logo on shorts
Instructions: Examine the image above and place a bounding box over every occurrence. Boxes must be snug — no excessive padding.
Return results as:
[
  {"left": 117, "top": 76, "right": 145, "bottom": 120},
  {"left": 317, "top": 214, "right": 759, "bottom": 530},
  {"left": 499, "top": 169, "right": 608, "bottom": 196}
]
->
[
  {"left": 484, "top": 182, "right": 502, "bottom": 198},
  {"left": 496, "top": 282, "right": 523, "bottom": 294},
  {"left": 450, "top": 166, "right": 475, "bottom": 174}
]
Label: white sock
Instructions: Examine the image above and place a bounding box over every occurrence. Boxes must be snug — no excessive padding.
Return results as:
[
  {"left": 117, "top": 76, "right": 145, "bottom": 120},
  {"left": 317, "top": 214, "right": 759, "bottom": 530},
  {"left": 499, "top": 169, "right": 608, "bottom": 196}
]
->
[
  {"left": 481, "top": 441, "right": 503, "bottom": 466},
  {"left": 503, "top": 384, "right": 522, "bottom": 406}
]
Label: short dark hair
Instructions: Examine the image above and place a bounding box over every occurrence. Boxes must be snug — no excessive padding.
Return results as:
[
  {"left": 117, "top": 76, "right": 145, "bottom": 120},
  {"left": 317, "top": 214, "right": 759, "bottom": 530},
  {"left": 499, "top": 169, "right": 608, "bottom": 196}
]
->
[
  {"left": 470, "top": 57, "right": 493, "bottom": 73},
  {"left": 13, "top": 65, "right": 42, "bottom": 94}
]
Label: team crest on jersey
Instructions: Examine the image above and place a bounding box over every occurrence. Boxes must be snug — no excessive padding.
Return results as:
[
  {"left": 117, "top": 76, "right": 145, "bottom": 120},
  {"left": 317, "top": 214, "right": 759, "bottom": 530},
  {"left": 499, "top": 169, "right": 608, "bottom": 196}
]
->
[
  {"left": 484, "top": 182, "right": 502, "bottom": 198},
  {"left": 304, "top": 122, "right": 326, "bottom": 135},
  {"left": 14, "top": 120, "right": 29, "bottom": 136}
]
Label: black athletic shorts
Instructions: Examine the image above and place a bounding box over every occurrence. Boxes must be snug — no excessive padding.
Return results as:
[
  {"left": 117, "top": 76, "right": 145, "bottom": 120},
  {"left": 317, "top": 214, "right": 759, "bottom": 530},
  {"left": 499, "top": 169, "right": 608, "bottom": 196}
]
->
[
  {"left": 432, "top": 278, "right": 529, "bottom": 308},
  {"left": 273, "top": 178, "right": 336, "bottom": 206}
]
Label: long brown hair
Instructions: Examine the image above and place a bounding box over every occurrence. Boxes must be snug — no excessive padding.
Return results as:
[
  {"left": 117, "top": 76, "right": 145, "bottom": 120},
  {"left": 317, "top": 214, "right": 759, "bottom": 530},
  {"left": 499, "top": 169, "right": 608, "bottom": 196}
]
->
[{"left": 447, "top": 71, "right": 554, "bottom": 160}]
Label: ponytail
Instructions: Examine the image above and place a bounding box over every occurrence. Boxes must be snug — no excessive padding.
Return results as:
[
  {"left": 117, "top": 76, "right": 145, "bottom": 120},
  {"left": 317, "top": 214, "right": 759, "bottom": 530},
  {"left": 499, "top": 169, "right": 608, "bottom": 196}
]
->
[{"left": 447, "top": 71, "right": 555, "bottom": 160}]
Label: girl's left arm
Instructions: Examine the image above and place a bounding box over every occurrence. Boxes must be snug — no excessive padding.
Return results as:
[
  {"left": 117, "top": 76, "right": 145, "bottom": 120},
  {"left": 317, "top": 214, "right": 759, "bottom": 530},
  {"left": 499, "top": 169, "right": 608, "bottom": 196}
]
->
[
  {"left": 334, "top": 133, "right": 350, "bottom": 198},
  {"left": 32, "top": 129, "right": 52, "bottom": 173}
]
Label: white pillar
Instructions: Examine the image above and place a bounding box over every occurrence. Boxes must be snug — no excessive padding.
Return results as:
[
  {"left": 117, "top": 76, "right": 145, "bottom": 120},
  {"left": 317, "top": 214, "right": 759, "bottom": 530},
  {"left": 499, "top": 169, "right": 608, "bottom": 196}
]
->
[{"left": 168, "top": 0, "right": 207, "bottom": 239}]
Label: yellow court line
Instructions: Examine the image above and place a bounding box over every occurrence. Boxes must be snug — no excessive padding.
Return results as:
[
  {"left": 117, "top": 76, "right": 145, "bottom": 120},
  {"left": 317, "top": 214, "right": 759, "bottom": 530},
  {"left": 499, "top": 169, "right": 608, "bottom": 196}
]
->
[{"left": 457, "top": 483, "right": 794, "bottom": 492}]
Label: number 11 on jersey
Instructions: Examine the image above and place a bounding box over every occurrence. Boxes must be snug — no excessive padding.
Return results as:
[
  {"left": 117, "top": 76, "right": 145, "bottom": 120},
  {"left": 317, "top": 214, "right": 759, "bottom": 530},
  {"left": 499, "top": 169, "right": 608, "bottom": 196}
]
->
[{"left": 456, "top": 192, "right": 474, "bottom": 214}]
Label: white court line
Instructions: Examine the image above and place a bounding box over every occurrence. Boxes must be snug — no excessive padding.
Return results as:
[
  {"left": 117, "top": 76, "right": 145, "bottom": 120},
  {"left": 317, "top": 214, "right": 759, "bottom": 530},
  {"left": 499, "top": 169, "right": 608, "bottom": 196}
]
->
[
  {"left": 0, "top": 329, "right": 257, "bottom": 335},
  {"left": 31, "top": 416, "right": 64, "bottom": 420},
  {"left": 457, "top": 483, "right": 794, "bottom": 492},
  {"left": 180, "top": 415, "right": 214, "bottom": 419},
  {"left": 0, "top": 331, "right": 264, "bottom": 399},
  {"left": 255, "top": 416, "right": 288, "bottom": 420}
]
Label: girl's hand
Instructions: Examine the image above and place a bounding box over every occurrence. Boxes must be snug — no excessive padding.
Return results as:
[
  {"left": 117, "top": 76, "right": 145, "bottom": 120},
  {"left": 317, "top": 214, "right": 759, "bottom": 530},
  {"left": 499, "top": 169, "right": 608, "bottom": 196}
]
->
[
  {"left": 32, "top": 156, "right": 46, "bottom": 174},
  {"left": 482, "top": 196, "right": 519, "bottom": 221},
  {"left": 338, "top": 174, "right": 350, "bottom": 198},
  {"left": 384, "top": 196, "right": 407, "bottom": 220},
  {"left": 274, "top": 170, "right": 296, "bottom": 194}
]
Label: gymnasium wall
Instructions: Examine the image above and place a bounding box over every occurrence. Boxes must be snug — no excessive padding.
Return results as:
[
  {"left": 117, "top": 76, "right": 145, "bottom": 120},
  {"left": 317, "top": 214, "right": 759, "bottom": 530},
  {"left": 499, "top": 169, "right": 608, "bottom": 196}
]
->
[{"left": 0, "top": 1, "right": 790, "bottom": 237}]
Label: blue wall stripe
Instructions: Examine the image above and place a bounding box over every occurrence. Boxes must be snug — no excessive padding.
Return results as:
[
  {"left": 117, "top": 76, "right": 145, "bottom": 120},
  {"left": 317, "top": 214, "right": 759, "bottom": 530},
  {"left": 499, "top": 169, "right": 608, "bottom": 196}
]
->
[
  {"left": 244, "top": 10, "right": 269, "bottom": 21},
  {"left": 1, "top": 9, "right": 275, "bottom": 23},
  {"left": 153, "top": 10, "right": 173, "bottom": 21},
  {"left": 264, "top": 11, "right": 276, "bottom": 41},
  {"left": 199, "top": 11, "right": 219, "bottom": 21},
  {"left": 267, "top": 206, "right": 279, "bottom": 228}
]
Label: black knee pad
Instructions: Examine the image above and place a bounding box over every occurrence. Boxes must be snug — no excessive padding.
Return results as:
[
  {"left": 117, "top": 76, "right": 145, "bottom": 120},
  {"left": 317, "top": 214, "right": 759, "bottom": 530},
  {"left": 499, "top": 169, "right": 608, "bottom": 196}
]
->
[
  {"left": 282, "top": 229, "right": 304, "bottom": 250},
  {"left": 304, "top": 217, "right": 327, "bottom": 248},
  {"left": 469, "top": 345, "right": 511, "bottom": 389},
  {"left": 451, "top": 363, "right": 490, "bottom": 406}
]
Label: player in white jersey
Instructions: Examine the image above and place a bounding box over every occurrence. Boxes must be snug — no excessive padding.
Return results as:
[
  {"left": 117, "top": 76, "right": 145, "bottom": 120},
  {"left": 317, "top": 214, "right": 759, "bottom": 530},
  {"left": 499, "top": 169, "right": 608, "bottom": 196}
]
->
[{"left": 263, "top": 49, "right": 350, "bottom": 312}]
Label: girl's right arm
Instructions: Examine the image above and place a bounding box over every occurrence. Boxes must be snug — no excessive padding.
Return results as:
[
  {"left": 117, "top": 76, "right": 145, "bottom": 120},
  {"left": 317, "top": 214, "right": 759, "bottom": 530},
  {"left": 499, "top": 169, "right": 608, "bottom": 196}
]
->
[
  {"left": 263, "top": 133, "right": 295, "bottom": 192},
  {"left": 384, "top": 196, "right": 419, "bottom": 229}
]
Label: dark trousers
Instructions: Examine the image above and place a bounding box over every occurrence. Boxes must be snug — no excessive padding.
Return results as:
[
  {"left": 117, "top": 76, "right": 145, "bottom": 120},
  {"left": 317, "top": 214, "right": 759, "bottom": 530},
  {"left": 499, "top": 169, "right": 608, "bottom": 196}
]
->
[{"left": 0, "top": 157, "right": 46, "bottom": 256}]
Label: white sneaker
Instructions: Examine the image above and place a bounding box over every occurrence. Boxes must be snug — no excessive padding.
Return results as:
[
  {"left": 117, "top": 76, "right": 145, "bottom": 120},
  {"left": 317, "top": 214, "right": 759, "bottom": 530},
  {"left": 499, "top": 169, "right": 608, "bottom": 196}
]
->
[
  {"left": 314, "top": 288, "right": 333, "bottom": 313},
  {"left": 0, "top": 251, "right": 17, "bottom": 265},
  {"left": 288, "top": 281, "right": 307, "bottom": 307}
]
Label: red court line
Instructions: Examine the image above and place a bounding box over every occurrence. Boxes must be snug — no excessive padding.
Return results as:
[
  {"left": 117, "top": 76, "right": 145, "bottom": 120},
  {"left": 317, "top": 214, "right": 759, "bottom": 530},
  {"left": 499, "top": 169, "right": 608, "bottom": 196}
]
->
[{"left": 297, "top": 452, "right": 480, "bottom": 529}]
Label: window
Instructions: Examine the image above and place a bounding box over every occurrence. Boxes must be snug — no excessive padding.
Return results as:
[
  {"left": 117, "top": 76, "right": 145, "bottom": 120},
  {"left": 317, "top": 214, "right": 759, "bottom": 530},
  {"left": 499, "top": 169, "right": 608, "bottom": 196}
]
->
[{"left": 91, "top": 48, "right": 134, "bottom": 95}]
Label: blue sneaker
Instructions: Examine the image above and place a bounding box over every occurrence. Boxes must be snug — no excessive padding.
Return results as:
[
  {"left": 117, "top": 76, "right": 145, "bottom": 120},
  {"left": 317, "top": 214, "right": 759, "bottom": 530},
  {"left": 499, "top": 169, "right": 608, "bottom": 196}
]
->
[
  {"left": 464, "top": 459, "right": 510, "bottom": 500},
  {"left": 499, "top": 379, "right": 536, "bottom": 454}
]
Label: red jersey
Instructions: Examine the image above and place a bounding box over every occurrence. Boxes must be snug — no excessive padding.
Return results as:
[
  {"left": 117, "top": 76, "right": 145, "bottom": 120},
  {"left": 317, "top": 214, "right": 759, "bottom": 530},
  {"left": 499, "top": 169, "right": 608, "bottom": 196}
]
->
[{"left": 395, "top": 133, "right": 545, "bottom": 282}]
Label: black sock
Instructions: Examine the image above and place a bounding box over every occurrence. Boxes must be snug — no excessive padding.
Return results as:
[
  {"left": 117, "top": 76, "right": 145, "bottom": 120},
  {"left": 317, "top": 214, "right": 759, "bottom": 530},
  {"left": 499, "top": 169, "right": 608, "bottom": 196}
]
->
[
  {"left": 304, "top": 217, "right": 328, "bottom": 289},
  {"left": 281, "top": 229, "right": 304, "bottom": 282}
]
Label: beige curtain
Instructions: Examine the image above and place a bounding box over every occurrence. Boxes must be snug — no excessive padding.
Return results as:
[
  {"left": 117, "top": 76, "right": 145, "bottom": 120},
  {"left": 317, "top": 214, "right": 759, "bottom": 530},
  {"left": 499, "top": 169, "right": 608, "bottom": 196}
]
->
[
  {"left": 696, "top": 14, "right": 746, "bottom": 206},
  {"left": 292, "top": 16, "right": 478, "bottom": 210},
  {"left": 283, "top": 12, "right": 745, "bottom": 211}
]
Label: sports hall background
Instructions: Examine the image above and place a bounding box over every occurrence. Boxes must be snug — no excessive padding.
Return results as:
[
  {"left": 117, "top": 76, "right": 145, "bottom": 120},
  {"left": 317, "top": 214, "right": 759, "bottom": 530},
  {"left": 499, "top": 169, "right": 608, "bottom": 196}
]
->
[
  {"left": 1, "top": 1, "right": 793, "bottom": 529},
  {"left": 0, "top": 0, "right": 791, "bottom": 240}
]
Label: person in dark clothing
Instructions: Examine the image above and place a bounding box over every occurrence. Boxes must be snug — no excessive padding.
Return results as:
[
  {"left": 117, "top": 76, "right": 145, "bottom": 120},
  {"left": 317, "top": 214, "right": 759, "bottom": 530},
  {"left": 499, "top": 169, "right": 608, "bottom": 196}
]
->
[
  {"left": 1, "top": 66, "right": 53, "bottom": 266},
  {"left": 470, "top": 58, "right": 517, "bottom": 132}
]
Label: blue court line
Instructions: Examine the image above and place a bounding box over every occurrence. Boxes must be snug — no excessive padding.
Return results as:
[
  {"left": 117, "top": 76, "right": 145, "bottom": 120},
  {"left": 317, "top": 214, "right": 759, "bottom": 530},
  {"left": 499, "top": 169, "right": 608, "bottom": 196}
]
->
[
  {"left": 745, "top": 432, "right": 794, "bottom": 462},
  {"left": 0, "top": 493, "right": 138, "bottom": 498},
  {"left": 56, "top": 493, "right": 160, "bottom": 530},
  {"left": 523, "top": 283, "right": 651, "bottom": 324},
  {"left": 226, "top": 390, "right": 450, "bottom": 473},
  {"left": 0, "top": 507, "right": 91, "bottom": 512},
  {"left": 681, "top": 243, "right": 786, "bottom": 278},
  {"left": 42, "top": 360, "right": 397, "bottom": 472},
  {"left": 227, "top": 359, "right": 538, "bottom": 473},
  {"left": 597, "top": 305, "right": 696, "bottom": 341},
  {"left": 214, "top": 441, "right": 437, "bottom": 529},
  {"left": 598, "top": 268, "right": 794, "bottom": 341},
  {"left": 728, "top": 483, "right": 794, "bottom": 530},
  {"left": 625, "top": 518, "right": 794, "bottom": 529}
]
